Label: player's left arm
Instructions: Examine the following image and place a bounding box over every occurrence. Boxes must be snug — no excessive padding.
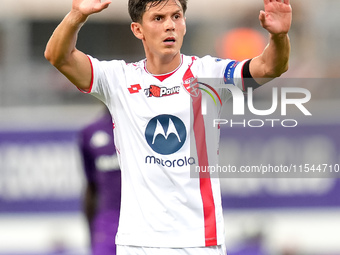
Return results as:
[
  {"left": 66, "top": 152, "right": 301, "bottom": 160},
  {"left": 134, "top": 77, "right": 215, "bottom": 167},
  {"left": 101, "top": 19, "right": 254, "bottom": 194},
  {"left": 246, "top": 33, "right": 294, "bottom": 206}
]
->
[{"left": 250, "top": 0, "right": 292, "bottom": 85}]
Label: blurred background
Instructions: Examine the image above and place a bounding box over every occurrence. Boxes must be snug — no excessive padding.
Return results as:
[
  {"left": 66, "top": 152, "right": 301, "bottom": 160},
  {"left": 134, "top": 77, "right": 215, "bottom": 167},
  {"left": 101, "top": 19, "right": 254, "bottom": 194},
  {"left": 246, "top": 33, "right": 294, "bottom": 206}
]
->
[{"left": 0, "top": 0, "right": 340, "bottom": 254}]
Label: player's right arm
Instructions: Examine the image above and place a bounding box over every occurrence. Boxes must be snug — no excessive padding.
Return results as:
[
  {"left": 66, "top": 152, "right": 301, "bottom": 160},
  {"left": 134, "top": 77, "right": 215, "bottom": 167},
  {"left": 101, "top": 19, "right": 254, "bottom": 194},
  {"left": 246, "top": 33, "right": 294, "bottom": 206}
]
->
[{"left": 44, "top": 0, "right": 112, "bottom": 91}]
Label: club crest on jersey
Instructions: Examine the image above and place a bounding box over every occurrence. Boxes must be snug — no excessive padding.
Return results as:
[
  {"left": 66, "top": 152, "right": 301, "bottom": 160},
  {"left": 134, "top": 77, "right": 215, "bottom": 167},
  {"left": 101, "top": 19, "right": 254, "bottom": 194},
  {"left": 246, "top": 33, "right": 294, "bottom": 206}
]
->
[
  {"left": 144, "top": 85, "right": 180, "bottom": 98},
  {"left": 183, "top": 77, "right": 201, "bottom": 97}
]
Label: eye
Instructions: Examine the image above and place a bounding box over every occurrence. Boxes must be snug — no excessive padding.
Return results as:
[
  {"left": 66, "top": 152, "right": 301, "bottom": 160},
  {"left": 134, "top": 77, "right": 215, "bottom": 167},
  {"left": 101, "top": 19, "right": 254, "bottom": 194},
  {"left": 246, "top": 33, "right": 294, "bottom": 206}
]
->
[
  {"left": 174, "top": 14, "right": 181, "bottom": 19},
  {"left": 155, "top": 16, "right": 162, "bottom": 21}
]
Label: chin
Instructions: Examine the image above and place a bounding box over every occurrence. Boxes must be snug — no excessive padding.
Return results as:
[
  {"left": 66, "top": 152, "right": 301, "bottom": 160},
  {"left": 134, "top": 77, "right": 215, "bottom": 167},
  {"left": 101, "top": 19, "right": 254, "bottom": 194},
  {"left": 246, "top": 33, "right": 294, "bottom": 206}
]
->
[{"left": 162, "top": 48, "right": 180, "bottom": 56}]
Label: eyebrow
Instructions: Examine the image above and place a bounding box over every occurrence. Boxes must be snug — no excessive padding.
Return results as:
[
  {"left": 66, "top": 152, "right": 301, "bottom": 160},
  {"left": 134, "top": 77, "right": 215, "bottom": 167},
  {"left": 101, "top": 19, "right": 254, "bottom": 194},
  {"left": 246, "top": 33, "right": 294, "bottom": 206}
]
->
[{"left": 150, "top": 7, "right": 183, "bottom": 17}]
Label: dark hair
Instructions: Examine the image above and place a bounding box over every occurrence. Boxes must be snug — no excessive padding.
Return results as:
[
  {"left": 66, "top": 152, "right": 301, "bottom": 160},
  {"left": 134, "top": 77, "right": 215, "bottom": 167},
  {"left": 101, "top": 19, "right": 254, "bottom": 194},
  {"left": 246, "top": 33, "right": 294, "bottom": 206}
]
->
[{"left": 128, "top": 0, "right": 188, "bottom": 23}]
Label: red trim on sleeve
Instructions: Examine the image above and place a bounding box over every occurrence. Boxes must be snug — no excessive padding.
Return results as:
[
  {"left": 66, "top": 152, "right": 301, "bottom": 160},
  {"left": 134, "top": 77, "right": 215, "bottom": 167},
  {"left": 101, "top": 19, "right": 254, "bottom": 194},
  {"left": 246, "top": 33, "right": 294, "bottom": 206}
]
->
[{"left": 78, "top": 56, "right": 94, "bottom": 94}]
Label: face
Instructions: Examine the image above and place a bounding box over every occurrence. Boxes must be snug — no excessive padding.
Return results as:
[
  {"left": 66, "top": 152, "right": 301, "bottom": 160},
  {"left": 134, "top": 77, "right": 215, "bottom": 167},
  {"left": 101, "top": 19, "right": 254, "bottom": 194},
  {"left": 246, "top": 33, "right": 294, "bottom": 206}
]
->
[{"left": 131, "top": 0, "right": 186, "bottom": 60}]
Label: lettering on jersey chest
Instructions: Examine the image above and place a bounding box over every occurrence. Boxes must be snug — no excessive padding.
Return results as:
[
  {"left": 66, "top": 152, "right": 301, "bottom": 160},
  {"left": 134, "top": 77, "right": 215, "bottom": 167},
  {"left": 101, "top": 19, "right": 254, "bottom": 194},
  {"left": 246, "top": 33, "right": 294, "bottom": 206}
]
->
[
  {"left": 127, "top": 81, "right": 191, "bottom": 100},
  {"left": 144, "top": 85, "right": 180, "bottom": 98},
  {"left": 127, "top": 83, "right": 184, "bottom": 98},
  {"left": 126, "top": 82, "right": 191, "bottom": 121}
]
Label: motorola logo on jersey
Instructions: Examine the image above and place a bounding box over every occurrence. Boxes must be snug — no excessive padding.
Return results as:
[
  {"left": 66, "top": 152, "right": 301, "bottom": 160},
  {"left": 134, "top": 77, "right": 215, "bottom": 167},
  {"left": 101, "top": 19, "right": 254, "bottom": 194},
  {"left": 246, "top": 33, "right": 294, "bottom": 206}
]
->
[{"left": 145, "top": 115, "right": 186, "bottom": 155}]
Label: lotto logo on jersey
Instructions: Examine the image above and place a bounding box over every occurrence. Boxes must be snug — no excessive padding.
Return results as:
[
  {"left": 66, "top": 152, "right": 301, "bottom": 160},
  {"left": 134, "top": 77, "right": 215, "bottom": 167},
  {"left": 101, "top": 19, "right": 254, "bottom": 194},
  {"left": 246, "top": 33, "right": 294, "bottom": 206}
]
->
[
  {"left": 144, "top": 85, "right": 180, "bottom": 98},
  {"left": 145, "top": 114, "right": 186, "bottom": 155},
  {"left": 128, "top": 84, "right": 142, "bottom": 94}
]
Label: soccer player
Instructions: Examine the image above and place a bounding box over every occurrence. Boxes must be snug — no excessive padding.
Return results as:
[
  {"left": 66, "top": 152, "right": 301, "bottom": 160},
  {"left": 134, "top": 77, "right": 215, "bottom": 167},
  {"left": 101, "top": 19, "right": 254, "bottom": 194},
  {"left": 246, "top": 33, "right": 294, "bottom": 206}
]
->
[
  {"left": 45, "top": 0, "right": 292, "bottom": 254},
  {"left": 79, "top": 109, "right": 121, "bottom": 255}
]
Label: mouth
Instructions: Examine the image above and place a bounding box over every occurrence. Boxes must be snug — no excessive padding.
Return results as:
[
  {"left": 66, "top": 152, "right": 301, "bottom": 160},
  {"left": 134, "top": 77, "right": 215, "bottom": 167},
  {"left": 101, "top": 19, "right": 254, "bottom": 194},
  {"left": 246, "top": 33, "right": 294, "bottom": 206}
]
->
[{"left": 163, "top": 37, "right": 176, "bottom": 45}]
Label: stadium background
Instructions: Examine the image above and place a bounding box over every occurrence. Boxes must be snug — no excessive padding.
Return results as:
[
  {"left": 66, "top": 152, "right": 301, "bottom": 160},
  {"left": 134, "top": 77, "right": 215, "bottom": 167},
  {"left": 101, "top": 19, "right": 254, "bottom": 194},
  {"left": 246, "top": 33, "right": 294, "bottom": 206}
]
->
[{"left": 0, "top": 0, "right": 340, "bottom": 254}]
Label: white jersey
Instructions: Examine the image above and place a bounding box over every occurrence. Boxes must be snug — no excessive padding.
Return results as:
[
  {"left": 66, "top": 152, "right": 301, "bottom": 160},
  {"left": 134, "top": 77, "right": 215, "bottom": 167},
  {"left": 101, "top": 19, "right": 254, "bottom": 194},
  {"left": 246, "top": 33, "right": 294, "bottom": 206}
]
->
[{"left": 86, "top": 54, "right": 247, "bottom": 248}]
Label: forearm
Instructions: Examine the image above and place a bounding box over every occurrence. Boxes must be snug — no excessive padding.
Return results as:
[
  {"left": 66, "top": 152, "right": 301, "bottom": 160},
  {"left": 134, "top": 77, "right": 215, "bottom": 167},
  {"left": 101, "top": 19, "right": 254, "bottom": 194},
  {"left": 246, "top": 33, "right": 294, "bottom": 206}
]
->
[
  {"left": 261, "top": 33, "right": 290, "bottom": 77},
  {"left": 250, "top": 33, "right": 290, "bottom": 85},
  {"left": 44, "top": 11, "right": 88, "bottom": 67}
]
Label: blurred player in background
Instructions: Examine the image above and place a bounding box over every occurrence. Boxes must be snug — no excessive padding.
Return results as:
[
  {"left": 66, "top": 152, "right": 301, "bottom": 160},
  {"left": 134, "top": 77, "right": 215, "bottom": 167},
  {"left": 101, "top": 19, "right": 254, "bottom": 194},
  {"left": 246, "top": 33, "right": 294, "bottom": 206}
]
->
[
  {"left": 79, "top": 108, "right": 121, "bottom": 255},
  {"left": 45, "top": 0, "right": 292, "bottom": 254}
]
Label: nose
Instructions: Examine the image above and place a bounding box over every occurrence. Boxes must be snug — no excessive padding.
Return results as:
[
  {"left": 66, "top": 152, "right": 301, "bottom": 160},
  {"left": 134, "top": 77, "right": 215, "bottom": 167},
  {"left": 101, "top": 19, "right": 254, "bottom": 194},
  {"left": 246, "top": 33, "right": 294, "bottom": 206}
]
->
[{"left": 164, "top": 17, "right": 175, "bottom": 31}]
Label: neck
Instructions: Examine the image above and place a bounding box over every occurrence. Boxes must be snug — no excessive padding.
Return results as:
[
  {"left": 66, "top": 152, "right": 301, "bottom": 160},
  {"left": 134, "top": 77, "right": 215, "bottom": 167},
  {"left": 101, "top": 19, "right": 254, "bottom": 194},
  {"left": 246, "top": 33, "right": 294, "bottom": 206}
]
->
[{"left": 145, "top": 53, "right": 182, "bottom": 75}]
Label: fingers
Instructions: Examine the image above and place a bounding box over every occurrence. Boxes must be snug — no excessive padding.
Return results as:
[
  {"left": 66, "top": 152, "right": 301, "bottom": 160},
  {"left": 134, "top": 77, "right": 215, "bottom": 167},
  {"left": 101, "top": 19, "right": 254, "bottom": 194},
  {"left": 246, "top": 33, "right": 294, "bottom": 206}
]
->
[
  {"left": 265, "top": 0, "right": 290, "bottom": 4},
  {"left": 259, "top": 10, "right": 266, "bottom": 24},
  {"left": 101, "top": 0, "right": 112, "bottom": 9},
  {"left": 93, "top": 0, "right": 112, "bottom": 12}
]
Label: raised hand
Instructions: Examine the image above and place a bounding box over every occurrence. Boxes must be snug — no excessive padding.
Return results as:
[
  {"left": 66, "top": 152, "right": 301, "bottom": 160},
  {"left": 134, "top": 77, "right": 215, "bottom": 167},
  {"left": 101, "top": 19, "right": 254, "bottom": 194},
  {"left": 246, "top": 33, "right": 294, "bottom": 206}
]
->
[
  {"left": 72, "top": 0, "right": 112, "bottom": 18},
  {"left": 259, "top": 0, "right": 292, "bottom": 35}
]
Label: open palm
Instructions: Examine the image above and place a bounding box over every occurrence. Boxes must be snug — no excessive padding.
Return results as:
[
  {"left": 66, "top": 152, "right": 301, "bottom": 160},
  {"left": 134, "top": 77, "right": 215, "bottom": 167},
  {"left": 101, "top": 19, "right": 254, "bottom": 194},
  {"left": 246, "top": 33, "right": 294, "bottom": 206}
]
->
[
  {"left": 72, "top": 0, "right": 112, "bottom": 16},
  {"left": 259, "top": 0, "right": 292, "bottom": 35}
]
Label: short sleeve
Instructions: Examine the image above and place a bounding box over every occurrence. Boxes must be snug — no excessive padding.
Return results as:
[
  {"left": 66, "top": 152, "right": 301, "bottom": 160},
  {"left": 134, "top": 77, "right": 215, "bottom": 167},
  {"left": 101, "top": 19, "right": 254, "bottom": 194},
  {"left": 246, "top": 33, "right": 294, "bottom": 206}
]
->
[
  {"left": 198, "top": 56, "right": 248, "bottom": 92},
  {"left": 86, "top": 55, "right": 126, "bottom": 105},
  {"left": 222, "top": 59, "right": 249, "bottom": 91}
]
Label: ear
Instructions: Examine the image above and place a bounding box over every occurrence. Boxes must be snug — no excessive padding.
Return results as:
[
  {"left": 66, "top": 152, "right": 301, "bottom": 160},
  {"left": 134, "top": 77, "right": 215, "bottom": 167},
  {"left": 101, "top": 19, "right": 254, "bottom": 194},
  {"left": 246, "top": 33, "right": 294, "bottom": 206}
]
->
[{"left": 131, "top": 22, "right": 144, "bottom": 40}]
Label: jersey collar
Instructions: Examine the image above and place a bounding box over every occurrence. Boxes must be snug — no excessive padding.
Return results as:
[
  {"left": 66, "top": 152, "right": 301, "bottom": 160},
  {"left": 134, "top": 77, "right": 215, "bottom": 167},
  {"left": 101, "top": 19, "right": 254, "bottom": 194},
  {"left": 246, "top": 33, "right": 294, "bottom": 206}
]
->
[{"left": 144, "top": 55, "right": 183, "bottom": 82}]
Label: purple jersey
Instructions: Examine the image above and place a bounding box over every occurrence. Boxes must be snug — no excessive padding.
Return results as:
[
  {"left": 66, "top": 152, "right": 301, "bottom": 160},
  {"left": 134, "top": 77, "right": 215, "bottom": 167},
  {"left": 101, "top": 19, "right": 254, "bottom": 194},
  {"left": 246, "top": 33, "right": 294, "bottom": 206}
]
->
[{"left": 79, "top": 110, "right": 121, "bottom": 255}]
